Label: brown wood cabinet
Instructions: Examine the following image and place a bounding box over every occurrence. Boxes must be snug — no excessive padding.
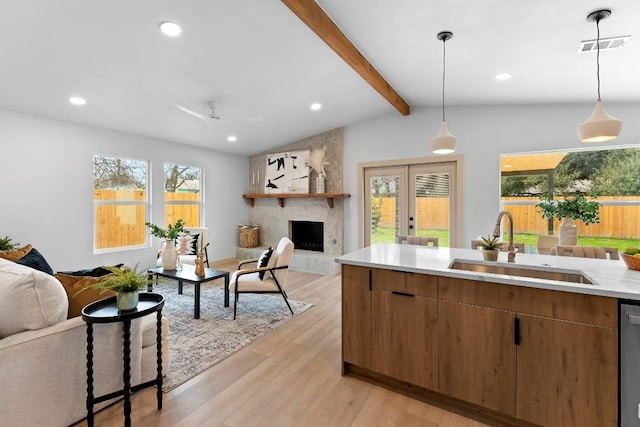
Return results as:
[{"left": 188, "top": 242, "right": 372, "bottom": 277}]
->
[
  {"left": 342, "top": 266, "right": 619, "bottom": 426},
  {"left": 517, "top": 314, "right": 618, "bottom": 426},
  {"left": 371, "top": 269, "right": 438, "bottom": 389},
  {"left": 341, "top": 264, "right": 372, "bottom": 370},
  {"left": 439, "top": 300, "right": 516, "bottom": 415}
]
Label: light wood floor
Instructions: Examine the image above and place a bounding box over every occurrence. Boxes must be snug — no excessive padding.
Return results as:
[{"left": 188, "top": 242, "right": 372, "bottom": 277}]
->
[{"left": 79, "top": 260, "right": 489, "bottom": 427}]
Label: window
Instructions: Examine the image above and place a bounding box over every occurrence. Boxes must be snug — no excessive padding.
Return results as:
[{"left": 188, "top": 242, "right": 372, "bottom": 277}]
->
[
  {"left": 93, "top": 154, "right": 149, "bottom": 252},
  {"left": 164, "top": 163, "right": 202, "bottom": 227},
  {"left": 500, "top": 147, "right": 640, "bottom": 251}
]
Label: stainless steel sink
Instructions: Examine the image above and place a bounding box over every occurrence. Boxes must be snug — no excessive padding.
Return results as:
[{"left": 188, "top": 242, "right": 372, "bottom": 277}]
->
[{"left": 448, "top": 259, "right": 594, "bottom": 284}]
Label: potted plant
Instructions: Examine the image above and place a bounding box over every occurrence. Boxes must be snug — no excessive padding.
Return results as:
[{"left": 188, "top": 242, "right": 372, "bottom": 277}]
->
[
  {"left": 145, "top": 219, "right": 188, "bottom": 270},
  {"left": 76, "top": 265, "right": 152, "bottom": 311},
  {"left": 478, "top": 235, "right": 501, "bottom": 261},
  {"left": 0, "top": 236, "right": 20, "bottom": 251},
  {"left": 536, "top": 194, "right": 601, "bottom": 245}
]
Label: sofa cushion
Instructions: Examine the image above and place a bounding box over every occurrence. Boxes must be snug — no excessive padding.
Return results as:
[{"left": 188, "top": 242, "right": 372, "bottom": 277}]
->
[
  {"left": 176, "top": 233, "right": 199, "bottom": 256},
  {"left": 0, "top": 244, "right": 32, "bottom": 261},
  {"left": 0, "top": 258, "right": 68, "bottom": 338},
  {"left": 54, "top": 273, "right": 116, "bottom": 318},
  {"left": 57, "top": 264, "right": 123, "bottom": 277},
  {"left": 14, "top": 247, "right": 54, "bottom": 275}
]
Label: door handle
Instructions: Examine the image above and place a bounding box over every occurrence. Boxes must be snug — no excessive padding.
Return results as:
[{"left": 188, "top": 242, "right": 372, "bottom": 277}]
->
[{"left": 392, "top": 291, "right": 414, "bottom": 298}]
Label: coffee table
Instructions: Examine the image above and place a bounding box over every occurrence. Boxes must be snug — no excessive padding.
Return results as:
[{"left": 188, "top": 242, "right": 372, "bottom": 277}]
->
[{"left": 147, "top": 264, "right": 229, "bottom": 319}]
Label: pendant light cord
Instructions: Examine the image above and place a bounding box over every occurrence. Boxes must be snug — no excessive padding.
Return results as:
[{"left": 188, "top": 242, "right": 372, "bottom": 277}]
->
[
  {"left": 596, "top": 17, "right": 601, "bottom": 101},
  {"left": 441, "top": 38, "right": 447, "bottom": 122}
]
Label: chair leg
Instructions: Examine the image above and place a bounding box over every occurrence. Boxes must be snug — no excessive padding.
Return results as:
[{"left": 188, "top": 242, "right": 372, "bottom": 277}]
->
[
  {"left": 233, "top": 287, "right": 239, "bottom": 320},
  {"left": 272, "top": 276, "right": 294, "bottom": 316}
]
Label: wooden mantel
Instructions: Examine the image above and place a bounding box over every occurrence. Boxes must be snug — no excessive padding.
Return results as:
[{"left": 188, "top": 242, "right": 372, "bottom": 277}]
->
[{"left": 243, "top": 193, "right": 351, "bottom": 208}]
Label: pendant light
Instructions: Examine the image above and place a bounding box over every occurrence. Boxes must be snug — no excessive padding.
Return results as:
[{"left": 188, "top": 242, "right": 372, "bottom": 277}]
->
[
  {"left": 577, "top": 9, "right": 622, "bottom": 142},
  {"left": 431, "top": 31, "right": 457, "bottom": 155}
]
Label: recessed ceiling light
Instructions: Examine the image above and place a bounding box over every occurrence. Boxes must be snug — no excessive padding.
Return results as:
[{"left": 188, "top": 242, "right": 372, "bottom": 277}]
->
[
  {"left": 310, "top": 103, "right": 322, "bottom": 111},
  {"left": 495, "top": 73, "right": 512, "bottom": 81},
  {"left": 227, "top": 135, "right": 237, "bottom": 142},
  {"left": 68, "top": 96, "right": 87, "bottom": 106},
  {"left": 159, "top": 21, "right": 182, "bottom": 37}
]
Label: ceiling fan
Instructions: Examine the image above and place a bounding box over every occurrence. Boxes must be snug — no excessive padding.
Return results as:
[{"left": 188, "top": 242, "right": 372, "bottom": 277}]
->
[{"left": 174, "top": 100, "right": 262, "bottom": 124}]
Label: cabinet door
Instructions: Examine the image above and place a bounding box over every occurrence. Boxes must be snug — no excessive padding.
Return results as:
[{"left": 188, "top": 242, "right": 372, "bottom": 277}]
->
[
  {"left": 439, "top": 300, "right": 517, "bottom": 415},
  {"left": 517, "top": 314, "right": 618, "bottom": 427},
  {"left": 372, "top": 289, "right": 438, "bottom": 389},
  {"left": 342, "top": 264, "right": 372, "bottom": 369}
]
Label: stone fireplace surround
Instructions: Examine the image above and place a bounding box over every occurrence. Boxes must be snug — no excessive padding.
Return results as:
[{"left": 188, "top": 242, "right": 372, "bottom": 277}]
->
[{"left": 236, "top": 128, "right": 344, "bottom": 276}]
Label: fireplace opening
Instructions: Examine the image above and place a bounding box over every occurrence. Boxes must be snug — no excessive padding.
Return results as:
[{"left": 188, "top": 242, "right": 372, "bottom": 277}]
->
[{"left": 290, "top": 221, "right": 324, "bottom": 252}]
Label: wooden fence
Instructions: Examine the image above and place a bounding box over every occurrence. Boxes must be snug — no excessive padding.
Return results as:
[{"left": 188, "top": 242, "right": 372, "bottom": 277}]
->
[
  {"left": 375, "top": 196, "right": 640, "bottom": 238},
  {"left": 94, "top": 190, "right": 199, "bottom": 249}
]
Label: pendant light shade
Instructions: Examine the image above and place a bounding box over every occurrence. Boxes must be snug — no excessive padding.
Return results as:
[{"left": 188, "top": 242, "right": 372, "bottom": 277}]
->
[
  {"left": 577, "top": 100, "right": 622, "bottom": 142},
  {"left": 432, "top": 122, "right": 457, "bottom": 154},
  {"left": 431, "top": 31, "right": 457, "bottom": 154},
  {"left": 577, "top": 9, "right": 622, "bottom": 142}
]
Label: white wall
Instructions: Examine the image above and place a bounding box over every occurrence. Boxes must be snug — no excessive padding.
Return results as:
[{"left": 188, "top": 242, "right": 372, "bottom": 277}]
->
[
  {"left": 343, "top": 102, "right": 640, "bottom": 253},
  {"left": 0, "top": 110, "right": 248, "bottom": 271}
]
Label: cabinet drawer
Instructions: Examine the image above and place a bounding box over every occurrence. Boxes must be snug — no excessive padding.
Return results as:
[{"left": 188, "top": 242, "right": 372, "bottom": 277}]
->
[
  {"left": 438, "top": 276, "right": 617, "bottom": 328},
  {"left": 372, "top": 269, "right": 437, "bottom": 298}
]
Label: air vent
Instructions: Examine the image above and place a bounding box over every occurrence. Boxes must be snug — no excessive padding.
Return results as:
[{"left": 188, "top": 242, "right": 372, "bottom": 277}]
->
[{"left": 578, "top": 35, "right": 630, "bottom": 53}]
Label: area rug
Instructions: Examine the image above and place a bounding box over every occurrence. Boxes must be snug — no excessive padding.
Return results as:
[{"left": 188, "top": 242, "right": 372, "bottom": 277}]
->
[{"left": 152, "top": 279, "right": 313, "bottom": 392}]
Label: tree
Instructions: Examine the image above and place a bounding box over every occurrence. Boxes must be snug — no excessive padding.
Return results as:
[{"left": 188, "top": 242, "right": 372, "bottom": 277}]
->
[
  {"left": 164, "top": 164, "right": 200, "bottom": 192},
  {"left": 591, "top": 148, "right": 640, "bottom": 196},
  {"left": 93, "top": 155, "right": 146, "bottom": 189}
]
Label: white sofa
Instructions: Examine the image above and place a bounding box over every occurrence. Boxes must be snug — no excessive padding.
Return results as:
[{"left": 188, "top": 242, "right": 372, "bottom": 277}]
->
[{"left": 0, "top": 258, "right": 169, "bottom": 427}]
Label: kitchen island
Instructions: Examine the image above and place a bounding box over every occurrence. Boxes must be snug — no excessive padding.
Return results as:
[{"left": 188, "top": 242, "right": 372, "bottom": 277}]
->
[{"left": 336, "top": 244, "right": 640, "bottom": 427}]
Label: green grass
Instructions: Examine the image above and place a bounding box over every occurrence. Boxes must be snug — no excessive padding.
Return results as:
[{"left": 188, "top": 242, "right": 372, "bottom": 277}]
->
[{"left": 371, "top": 227, "right": 640, "bottom": 252}]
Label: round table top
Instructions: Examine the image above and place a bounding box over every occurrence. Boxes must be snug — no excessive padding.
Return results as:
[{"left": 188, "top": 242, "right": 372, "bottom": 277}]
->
[{"left": 81, "top": 292, "right": 164, "bottom": 323}]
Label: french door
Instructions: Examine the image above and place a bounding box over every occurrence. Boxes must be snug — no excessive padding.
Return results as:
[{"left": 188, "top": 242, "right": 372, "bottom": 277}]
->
[{"left": 364, "top": 162, "right": 457, "bottom": 247}]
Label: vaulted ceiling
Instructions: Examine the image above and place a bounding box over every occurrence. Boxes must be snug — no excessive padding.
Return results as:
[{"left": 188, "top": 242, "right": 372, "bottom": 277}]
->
[{"left": 1, "top": 0, "right": 638, "bottom": 155}]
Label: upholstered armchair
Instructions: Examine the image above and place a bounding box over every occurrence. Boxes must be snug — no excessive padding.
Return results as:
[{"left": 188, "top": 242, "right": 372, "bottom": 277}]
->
[{"left": 229, "top": 237, "right": 294, "bottom": 320}]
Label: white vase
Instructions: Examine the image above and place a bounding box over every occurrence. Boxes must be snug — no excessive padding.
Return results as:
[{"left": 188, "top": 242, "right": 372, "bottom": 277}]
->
[
  {"left": 161, "top": 239, "right": 178, "bottom": 270},
  {"left": 558, "top": 217, "right": 578, "bottom": 246},
  {"left": 316, "top": 176, "right": 325, "bottom": 193},
  {"left": 482, "top": 249, "right": 499, "bottom": 261},
  {"left": 117, "top": 291, "right": 139, "bottom": 311}
]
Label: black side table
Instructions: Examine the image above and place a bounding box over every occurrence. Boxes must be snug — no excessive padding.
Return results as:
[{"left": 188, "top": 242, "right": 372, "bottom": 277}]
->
[{"left": 81, "top": 293, "right": 165, "bottom": 427}]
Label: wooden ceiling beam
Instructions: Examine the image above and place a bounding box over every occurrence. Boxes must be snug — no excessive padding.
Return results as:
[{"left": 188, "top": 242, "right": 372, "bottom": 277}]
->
[{"left": 281, "top": 0, "right": 410, "bottom": 115}]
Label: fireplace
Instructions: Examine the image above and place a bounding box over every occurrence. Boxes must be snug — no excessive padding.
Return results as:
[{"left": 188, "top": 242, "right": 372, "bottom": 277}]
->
[{"left": 290, "top": 221, "right": 324, "bottom": 252}]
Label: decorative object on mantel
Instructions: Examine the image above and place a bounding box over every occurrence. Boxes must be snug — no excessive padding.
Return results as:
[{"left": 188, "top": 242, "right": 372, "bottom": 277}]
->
[
  {"left": 431, "top": 30, "right": 458, "bottom": 155},
  {"left": 478, "top": 235, "right": 500, "bottom": 261},
  {"left": 264, "top": 150, "right": 310, "bottom": 194},
  {"left": 242, "top": 192, "right": 351, "bottom": 208},
  {"left": 306, "top": 146, "right": 330, "bottom": 193},
  {"left": 146, "top": 219, "right": 189, "bottom": 270},
  {"left": 536, "top": 194, "right": 601, "bottom": 246},
  {"left": 577, "top": 9, "right": 622, "bottom": 143},
  {"left": 75, "top": 265, "right": 152, "bottom": 311},
  {"left": 239, "top": 224, "right": 259, "bottom": 248}
]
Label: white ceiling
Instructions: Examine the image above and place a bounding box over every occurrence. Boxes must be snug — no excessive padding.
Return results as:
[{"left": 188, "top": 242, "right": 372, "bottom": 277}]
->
[{"left": 1, "top": 0, "right": 638, "bottom": 156}]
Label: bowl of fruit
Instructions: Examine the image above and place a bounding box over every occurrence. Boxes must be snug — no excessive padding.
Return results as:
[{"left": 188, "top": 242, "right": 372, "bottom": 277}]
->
[{"left": 621, "top": 247, "right": 640, "bottom": 271}]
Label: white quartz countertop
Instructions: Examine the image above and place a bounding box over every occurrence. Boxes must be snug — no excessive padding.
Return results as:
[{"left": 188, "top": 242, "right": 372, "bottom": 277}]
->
[{"left": 335, "top": 243, "right": 640, "bottom": 301}]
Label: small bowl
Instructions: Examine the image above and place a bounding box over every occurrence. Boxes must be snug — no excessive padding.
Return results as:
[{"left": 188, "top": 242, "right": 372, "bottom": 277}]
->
[{"left": 621, "top": 253, "right": 640, "bottom": 271}]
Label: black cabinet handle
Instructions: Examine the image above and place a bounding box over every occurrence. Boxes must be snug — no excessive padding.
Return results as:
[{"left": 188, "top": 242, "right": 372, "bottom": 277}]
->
[
  {"left": 392, "top": 291, "right": 414, "bottom": 298},
  {"left": 368, "top": 269, "right": 372, "bottom": 292},
  {"left": 514, "top": 317, "right": 520, "bottom": 345}
]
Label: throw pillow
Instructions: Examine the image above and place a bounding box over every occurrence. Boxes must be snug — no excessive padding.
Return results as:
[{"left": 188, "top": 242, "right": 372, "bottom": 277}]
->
[
  {"left": 0, "top": 244, "right": 32, "bottom": 261},
  {"left": 57, "top": 264, "right": 124, "bottom": 277},
  {"left": 54, "top": 273, "right": 116, "bottom": 318},
  {"left": 257, "top": 246, "right": 273, "bottom": 280},
  {"left": 14, "top": 247, "right": 54, "bottom": 275},
  {"left": 176, "top": 233, "right": 199, "bottom": 255},
  {"left": 0, "top": 258, "right": 68, "bottom": 338}
]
